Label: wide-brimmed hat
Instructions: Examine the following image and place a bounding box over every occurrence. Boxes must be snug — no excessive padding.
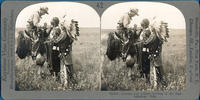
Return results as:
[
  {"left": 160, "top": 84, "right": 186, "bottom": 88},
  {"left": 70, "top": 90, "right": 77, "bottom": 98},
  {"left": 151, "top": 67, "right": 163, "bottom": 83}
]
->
[
  {"left": 130, "top": 8, "right": 139, "bottom": 16},
  {"left": 40, "top": 7, "right": 49, "bottom": 14}
]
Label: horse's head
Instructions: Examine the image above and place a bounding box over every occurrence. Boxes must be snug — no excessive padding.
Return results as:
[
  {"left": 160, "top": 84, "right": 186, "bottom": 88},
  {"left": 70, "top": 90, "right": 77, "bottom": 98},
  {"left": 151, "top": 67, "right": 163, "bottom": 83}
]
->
[
  {"left": 34, "top": 26, "right": 48, "bottom": 39},
  {"left": 69, "top": 19, "right": 80, "bottom": 40},
  {"left": 128, "top": 28, "right": 138, "bottom": 42}
]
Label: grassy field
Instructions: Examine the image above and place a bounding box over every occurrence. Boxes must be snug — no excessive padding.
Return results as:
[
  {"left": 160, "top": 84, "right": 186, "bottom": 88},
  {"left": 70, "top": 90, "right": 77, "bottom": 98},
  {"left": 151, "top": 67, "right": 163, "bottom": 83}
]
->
[
  {"left": 15, "top": 27, "right": 101, "bottom": 91},
  {"left": 101, "top": 29, "right": 186, "bottom": 91},
  {"left": 15, "top": 27, "right": 186, "bottom": 91}
]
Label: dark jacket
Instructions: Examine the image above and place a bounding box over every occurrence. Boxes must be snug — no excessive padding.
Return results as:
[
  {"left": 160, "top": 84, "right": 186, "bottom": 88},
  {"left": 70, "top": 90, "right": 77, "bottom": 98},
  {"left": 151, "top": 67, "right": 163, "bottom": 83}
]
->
[{"left": 144, "top": 28, "right": 163, "bottom": 67}]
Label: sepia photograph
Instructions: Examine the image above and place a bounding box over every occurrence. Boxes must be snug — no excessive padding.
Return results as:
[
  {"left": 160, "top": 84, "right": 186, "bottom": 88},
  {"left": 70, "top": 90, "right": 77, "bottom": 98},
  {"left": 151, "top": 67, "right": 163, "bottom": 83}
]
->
[
  {"left": 14, "top": 1, "right": 187, "bottom": 92},
  {"left": 101, "top": 2, "right": 186, "bottom": 91},
  {"left": 0, "top": 0, "right": 199, "bottom": 99},
  {"left": 15, "top": 2, "right": 101, "bottom": 91}
]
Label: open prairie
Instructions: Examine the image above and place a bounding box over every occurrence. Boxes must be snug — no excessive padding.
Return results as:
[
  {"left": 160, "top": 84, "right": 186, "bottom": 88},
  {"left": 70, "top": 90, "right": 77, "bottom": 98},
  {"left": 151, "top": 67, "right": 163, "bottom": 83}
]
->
[
  {"left": 15, "top": 27, "right": 101, "bottom": 91},
  {"left": 101, "top": 29, "right": 186, "bottom": 91},
  {"left": 15, "top": 27, "right": 186, "bottom": 91}
]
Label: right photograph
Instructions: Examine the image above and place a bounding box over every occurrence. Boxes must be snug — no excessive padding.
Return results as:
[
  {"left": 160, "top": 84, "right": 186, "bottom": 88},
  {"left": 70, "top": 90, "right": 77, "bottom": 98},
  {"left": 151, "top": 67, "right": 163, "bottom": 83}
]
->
[{"left": 101, "top": 2, "right": 186, "bottom": 91}]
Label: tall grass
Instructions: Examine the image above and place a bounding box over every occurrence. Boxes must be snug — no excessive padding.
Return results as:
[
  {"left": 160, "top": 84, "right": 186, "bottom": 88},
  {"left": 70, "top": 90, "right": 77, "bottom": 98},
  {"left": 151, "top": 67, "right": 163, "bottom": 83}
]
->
[
  {"left": 101, "top": 29, "right": 186, "bottom": 91},
  {"left": 15, "top": 28, "right": 186, "bottom": 91},
  {"left": 15, "top": 28, "right": 101, "bottom": 91}
]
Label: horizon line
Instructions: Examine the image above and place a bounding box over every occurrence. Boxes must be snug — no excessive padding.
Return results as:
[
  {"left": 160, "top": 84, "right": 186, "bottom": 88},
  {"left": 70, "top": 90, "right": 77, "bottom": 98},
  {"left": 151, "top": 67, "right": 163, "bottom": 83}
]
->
[{"left": 15, "top": 27, "right": 185, "bottom": 30}]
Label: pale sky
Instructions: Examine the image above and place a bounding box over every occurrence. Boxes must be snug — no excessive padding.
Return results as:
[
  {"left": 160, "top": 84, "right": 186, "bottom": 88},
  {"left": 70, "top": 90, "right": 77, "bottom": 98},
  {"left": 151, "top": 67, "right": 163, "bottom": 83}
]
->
[
  {"left": 16, "top": 2, "right": 100, "bottom": 28},
  {"left": 16, "top": 2, "right": 186, "bottom": 29},
  {"left": 102, "top": 2, "right": 186, "bottom": 29}
]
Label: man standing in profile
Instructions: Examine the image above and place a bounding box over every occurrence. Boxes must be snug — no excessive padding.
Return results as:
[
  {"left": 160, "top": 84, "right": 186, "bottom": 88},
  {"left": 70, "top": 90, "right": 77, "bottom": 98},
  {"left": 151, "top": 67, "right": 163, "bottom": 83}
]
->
[
  {"left": 116, "top": 8, "right": 139, "bottom": 60},
  {"left": 138, "top": 18, "right": 151, "bottom": 83},
  {"left": 46, "top": 17, "right": 61, "bottom": 77},
  {"left": 47, "top": 17, "right": 76, "bottom": 86},
  {"left": 25, "top": 7, "right": 49, "bottom": 59}
]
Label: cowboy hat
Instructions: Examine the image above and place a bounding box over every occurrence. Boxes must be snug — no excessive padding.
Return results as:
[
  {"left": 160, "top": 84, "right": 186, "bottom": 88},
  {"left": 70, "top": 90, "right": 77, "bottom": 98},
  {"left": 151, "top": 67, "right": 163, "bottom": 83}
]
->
[
  {"left": 40, "top": 7, "right": 49, "bottom": 14},
  {"left": 130, "top": 8, "right": 139, "bottom": 16}
]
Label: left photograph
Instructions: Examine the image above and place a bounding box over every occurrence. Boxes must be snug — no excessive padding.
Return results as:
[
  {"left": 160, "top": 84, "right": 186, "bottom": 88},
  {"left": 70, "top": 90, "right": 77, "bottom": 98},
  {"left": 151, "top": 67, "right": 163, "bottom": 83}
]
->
[{"left": 15, "top": 2, "right": 101, "bottom": 91}]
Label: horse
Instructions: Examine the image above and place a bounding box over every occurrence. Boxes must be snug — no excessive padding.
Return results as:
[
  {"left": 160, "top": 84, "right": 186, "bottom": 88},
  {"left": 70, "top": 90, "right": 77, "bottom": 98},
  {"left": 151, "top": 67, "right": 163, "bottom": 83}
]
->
[
  {"left": 16, "top": 26, "right": 49, "bottom": 62},
  {"left": 106, "top": 28, "right": 141, "bottom": 80},
  {"left": 16, "top": 26, "right": 51, "bottom": 78}
]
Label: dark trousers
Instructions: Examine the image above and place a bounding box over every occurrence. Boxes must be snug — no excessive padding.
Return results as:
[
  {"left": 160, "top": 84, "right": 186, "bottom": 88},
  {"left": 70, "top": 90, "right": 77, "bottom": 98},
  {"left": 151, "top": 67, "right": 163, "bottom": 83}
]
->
[
  {"left": 142, "top": 52, "right": 150, "bottom": 79},
  {"left": 46, "top": 44, "right": 60, "bottom": 76}
]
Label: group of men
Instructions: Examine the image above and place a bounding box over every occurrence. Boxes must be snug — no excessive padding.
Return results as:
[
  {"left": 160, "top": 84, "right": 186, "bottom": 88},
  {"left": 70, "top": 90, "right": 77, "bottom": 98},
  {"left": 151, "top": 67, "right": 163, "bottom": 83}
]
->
[
  {"left": 23, "top": 7, "right": 75, "bottom": 86},
  {"left": 20, "top": 6, "right": 167, "bottom": 87},
  {"left": 116, "top": 8, "right": 167, "bottom": 86}
]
